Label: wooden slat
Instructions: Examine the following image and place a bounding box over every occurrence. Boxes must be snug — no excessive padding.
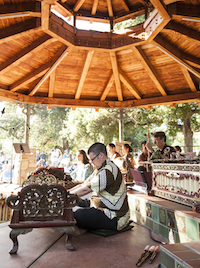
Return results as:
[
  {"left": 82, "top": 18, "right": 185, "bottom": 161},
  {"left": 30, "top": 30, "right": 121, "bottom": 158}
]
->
[
  {"left": 180, "top": 66, "right": 197, "bottom": 93},
  {"left": 164, "top": 21, "right": 200, "bottom": 44},
  {"left": 132, "top": 46, "right": 167, "bottom": 96},
  {"left": 149, "top": 0, "right": 171, "bottom": 19},
  {"left": 0, "top": 2, "right": 41, "bottom": 15},
  {"left": 75, "top": 50, "right": 94, "bottom": 99},
  {"left": 91, "top": 0, "right": 99, "bottom": 15},
  {"left": 121, "top": 0, "right": 130, "bottom": 12},
  {"left": 41, "top": 1, "right": 50, "bottom": 31},
  {"left": 138, "top": 0, "right": 148, "bottom": 6},
  {"left": 74, "top": 0, "right": 86, "bottom": 12},
  {"left": 110, "top": 51, "right": 123, "bottom": 101},
  {"left": 119, "top": 68, "right": 141, "bottom": 100},
  {"left": 106, "top": 0, "right": 113, "bottom": 17},
  {"left": 0, "top": 35, "right": 53, "bottom": 75},
  {"left": 153, "top": 36, "right": 200, "bottom": 79},
  {"left": 49, "top": 70, "right": 56, "bottom": 97},
  {"left": 100, "top": 74, "right": 114, "bottom": 101},
  {"left": 0, "top": 18, "right": 41, "bottom": 45},
  {"left": 29, "top": 46, "right": 72, "bottom": 96}
]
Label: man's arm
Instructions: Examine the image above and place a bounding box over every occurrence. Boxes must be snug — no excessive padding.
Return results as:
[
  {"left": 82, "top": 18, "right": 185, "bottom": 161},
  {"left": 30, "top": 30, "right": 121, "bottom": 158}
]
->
[{"left": 70, "top": 183, "right": 92, "bottom": 197}]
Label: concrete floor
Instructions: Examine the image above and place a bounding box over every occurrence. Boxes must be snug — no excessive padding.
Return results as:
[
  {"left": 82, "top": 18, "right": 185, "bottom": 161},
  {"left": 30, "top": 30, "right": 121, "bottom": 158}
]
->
[{"left": 0, "top": 221, "right": 166, "bottom": 268}]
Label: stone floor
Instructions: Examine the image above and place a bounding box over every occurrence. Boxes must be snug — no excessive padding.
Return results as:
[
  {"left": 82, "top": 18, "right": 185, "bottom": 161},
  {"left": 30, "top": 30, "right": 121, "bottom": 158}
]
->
[{"left": 0, "top": 221, "right": 167, "bottom": 268}]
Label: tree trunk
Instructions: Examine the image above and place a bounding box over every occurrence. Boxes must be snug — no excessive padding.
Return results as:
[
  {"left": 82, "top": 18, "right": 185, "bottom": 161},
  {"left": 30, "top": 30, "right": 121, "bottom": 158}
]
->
[
  {"left": 183, "top": 117, "right": 193, "bottom": 152},
  {"left": 63, "top": 138, "right": 69, "bottom": 150},
  {"left": 25, "top": 104, "right": 30, "bottom": 145}
]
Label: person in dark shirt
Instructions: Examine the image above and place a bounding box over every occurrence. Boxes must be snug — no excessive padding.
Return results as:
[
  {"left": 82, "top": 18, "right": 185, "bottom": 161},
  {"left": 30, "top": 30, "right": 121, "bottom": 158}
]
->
[{"left": 146, "top": 131, "right": 176, "bottom": 159}]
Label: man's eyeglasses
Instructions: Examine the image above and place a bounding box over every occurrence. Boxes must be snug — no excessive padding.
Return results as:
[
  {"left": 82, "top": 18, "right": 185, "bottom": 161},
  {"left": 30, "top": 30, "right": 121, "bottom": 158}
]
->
[{"left": 90, "top": 152, "right": 100, "bottom": 163}]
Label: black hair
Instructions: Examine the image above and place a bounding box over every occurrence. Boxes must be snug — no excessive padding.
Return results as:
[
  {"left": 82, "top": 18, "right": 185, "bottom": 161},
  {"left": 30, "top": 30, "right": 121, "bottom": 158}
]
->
[
  {"left": 174, "top": 145, "right": 182, "bottom": 152},
  {"left": 88, "top": 142, "right": 107, "bottom": 156},
  {"left": 108, "top": 143, "right": 115, "bottom": 148},
  {"left": 152, "top": 131, "right": 166, "bottom": 142},
  {"left": 141, "top": 141, "right": 147, "bottom": 147},
  {"left": 123, "top": 143, "right": 133, "bottom": 153}
]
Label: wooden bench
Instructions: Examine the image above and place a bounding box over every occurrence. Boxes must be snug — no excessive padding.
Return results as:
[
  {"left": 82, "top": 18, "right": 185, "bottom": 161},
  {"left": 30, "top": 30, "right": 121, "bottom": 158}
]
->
[{"left": 6, "top": 183, "right": 79, "bottom": 254}]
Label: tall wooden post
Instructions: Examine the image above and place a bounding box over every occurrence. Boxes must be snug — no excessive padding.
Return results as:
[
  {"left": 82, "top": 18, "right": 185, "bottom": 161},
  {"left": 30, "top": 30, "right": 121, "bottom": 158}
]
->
[
  {"left": 25, "top": 104, "right": 30, "bottom": 144},
  {"left": 119, "top": 109, "right": 124, "bottom": 142}
]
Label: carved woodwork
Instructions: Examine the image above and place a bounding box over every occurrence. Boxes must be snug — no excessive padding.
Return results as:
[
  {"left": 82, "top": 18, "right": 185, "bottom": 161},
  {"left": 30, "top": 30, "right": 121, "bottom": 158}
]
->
[{"left": 6, "top": 183, "right": 79, "bottom": 253}]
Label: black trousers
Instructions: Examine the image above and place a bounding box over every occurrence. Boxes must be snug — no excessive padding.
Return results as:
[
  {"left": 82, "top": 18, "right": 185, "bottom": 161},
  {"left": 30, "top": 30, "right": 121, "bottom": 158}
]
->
[{"left": 74, "top": 199, "right": 118, "bottom": 230}]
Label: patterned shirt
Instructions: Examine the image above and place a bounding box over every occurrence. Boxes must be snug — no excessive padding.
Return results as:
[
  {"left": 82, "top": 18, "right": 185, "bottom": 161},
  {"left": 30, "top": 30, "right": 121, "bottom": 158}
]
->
[{"left": 84, "top": 158, "right": 130, "bottom": 230}]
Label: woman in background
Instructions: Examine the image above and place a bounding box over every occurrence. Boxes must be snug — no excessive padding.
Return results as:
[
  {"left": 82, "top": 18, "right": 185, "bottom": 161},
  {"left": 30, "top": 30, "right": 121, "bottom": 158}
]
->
[
  {"left": 70, "top": 150, "right": 94, "bottom": 182},
  {"left": 122, "top": 144, "right": 136, "bottom": 182}
]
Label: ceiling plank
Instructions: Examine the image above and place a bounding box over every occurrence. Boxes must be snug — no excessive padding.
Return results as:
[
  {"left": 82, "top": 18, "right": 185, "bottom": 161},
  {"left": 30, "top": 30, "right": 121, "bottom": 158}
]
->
[
  {"left": 132, "top": 46, "right": 167, "bottom": 96},
  {"left": 0, "top": 2, "right": 41, "bottom": 16},
  {"left": 74, "top": 0, "right": 86, "bottom": 12},
  {"left": 119, "top": 68, "right": 142, "bottom": 100},
  {"left": 0, "top": 35, "right": 53, "bottom": 75},
  {"left": 100, "top": 74, "right": 114, "bottom": 101},
  {"left": 41, "top": 1, "right": 50, "bottom": 31},
  {"left": 0, "top": 18, "right": 41, "bottom": 45},
  {"left": 106, "top": 0, "right": 113, "bottom": 17},
  {"left": 180, "top": 66, "right": 197, "bottom": 92},
  {"left": 138, "top": 0, "right": 148, "bottom": 6},
  {"left": 75, "top": 50, "right": 94, "bottom": 99},
  {"left": 164, "top": 21, "right": 200, "bottom": 44},
  {"left": 29, "top": 46, "right": 72, "bottom": 96},
  {"left": 110, "top": 51, "right": 123, "bottom": 101},
  {"left": 149, "top": 0, "right": 171, "bottom": 19},
  {"left": 49, "top": 70, "right": 56, "bottom": 97},
  {"left": 91, "top": 0, "right": 99, "bottom": 15},
  {"left": 121, "top": 0, "right": 130, "bottom": 12},
  {"left": 152, "top": 36, "right": 200, "bottom": 79}
]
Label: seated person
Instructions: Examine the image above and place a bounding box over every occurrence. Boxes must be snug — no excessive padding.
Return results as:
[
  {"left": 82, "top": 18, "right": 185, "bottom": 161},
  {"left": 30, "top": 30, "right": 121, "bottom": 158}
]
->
[
  {"left": 137, "top": 141, "right": 149, "bottom": 172},
  {"left": 122, "top": 144, "right": 136, "bottom": 182},
  {"left": 70, "top": 150, "right": 94, "bottom": 182},
  {"left": 2, "top": 164, "right": 14, "bottom": 183},
  {"left": 107, "top": 143, "right": 121, "bottom": 160},
  {"left": 70, "top": 143, "right": 130, "bottom": 235},
  {"left": 146, "top": 131, "right": 176, "bottom": 160}
]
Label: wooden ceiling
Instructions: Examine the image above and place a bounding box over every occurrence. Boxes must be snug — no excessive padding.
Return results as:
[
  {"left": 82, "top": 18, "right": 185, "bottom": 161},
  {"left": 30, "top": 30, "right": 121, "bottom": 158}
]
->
[{"left": 0, "top": 0, "right": 199, "bottom": 109}]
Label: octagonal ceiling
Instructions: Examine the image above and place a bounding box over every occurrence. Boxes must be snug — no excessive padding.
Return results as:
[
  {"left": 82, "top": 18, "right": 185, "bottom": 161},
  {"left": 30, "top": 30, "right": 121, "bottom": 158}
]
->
[{"left": 0, "top": 0, "right": 199, "bottom": 109}]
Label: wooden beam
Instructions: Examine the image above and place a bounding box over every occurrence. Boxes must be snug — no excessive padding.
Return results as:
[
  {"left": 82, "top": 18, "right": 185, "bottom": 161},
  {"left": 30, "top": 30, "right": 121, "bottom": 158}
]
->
[
  {"left": 168, "top": 3, "right": 200, "bottom": 20},
  {"left": 91, "top": 0, "right": 99, "bottom": 15},
  {"left": 164, "top": 21, "right": 200, "bottom": 44},
  {"left": 0, "top": 18, "right": 41, "bottom": 45},
  {"left": 10, "top": 63, "right": 51, "bottom": 92},
  {"left": 138, "top": 0, "right": 148, "bottom": 6},
  {"left": 149, "top": 0, "right": 171, "bottom": 19},
  {"left": 153, "top": 36, "right": 200, "bottom": 79},
  {"left": 74, "top": 0, "right": 86, "bottom": 12},
  {"left": 110, "top": 51, "right": 123, "bottom": 101},
  {"left": 119, "top": 68, "right": 142, "bottom": 100},
  {"left": 75, "top": 50, "right": 94, "bottom": 99},
  {"left": 180, "top": 66, "right": 197, "bottom": 92},
  {"left": 106, "top": 0, "right": 113, "bottom": 17},
  {"left": 49, "top": 70, "right": 56, "bottom": 97},
  {"left": 0, "top": 35, "right": 53, "bottom": 75},
  {"left": 29, "top": 46, "right": 72, "bottom": 96},
  {"left": 0, "top": 2, "right": 41, "bottom": 16},
  {"left": 100, "top": 74, "right": 114, "bottom": 101},
  {"left": 41, "top": 1, "right": 50, "bottom": 31},
  {"left": 132, "top": 46, "right": 167, "bottom": 96},
  {"left": 121, "top": 0, "right": 130, "bottom": 12}
]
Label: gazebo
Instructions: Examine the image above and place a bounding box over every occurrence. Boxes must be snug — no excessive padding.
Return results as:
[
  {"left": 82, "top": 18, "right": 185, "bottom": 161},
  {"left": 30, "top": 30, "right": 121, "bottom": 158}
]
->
[{"left": 0, "top": 0, "right": 199, "bottom": 110}]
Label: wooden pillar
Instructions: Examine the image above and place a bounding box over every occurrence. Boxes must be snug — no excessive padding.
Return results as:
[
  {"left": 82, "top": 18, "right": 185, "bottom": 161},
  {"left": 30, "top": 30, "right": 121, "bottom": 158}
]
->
[{"left": 119, "top": 109, "right": 124, "bottom": 142}]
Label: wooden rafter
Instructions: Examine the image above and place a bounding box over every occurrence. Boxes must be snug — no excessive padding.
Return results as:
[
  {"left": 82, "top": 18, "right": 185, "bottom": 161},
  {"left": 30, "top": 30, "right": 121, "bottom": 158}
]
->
[
  {"left": 0, "top": 18, "right": 41, "bottom": 45},
  {"left": 100, "top": 74, "right": 114, "bottom": 101},
  {"left": 153, "top": 36, "right": 200, "bottom": 79},
  {"left": 149, "top": 0, "right": 170, "bottom": 19},
  {"left": 121, "top": 0, "right": 130, "bottom": 12},
  {"left": 180, "top": 66, "right": 197, "bottom": 92},
  {"left": 75, "top": 50, "right": 94, "bottom": 99},
  {"left": 91, "top": 0, "right": 99, "bottom": 15},
  {"left": 29, "top": 46, "right": 72, "bottom": 96},
  {"left": 0, "top": 35, "right": 53, "bottom": 75},
  {"left": 132, "top": 46, "right": 167, "bottom": 96},
  {"left": 138, "top": 0, "right": 148, "bottom": 6},
  {"left": 0, "top": 2, "right": 41, "bottom": 17},
  {"left": 49, "top": 70, "right": 56, "bottom": 97},
  {"left": 74, "top": 0, "right": 86, "bottom": 12},
  {"left": 119, "top": 68, "right": 142, "bottom": 100},
  {"left": 164, "top": 21, "right": 200, "bottom": 44},
  {"left": 41, "top": 1, "right": 50, "bottom": 31},
  {"left": 110, "top": 52, "right": 123, "bottom": 101},
  {"left": 106, "top": 0, "right": 113, "bottom": 17}
]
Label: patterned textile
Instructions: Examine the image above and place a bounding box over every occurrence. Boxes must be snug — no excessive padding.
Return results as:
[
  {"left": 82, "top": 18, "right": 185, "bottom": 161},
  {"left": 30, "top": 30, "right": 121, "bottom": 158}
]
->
[
  {"left": 123, "top": 153, "right": 136, "bottom": 181},
  {"left": 84, "top": 159, "right": 130, "bottom": 230}
]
